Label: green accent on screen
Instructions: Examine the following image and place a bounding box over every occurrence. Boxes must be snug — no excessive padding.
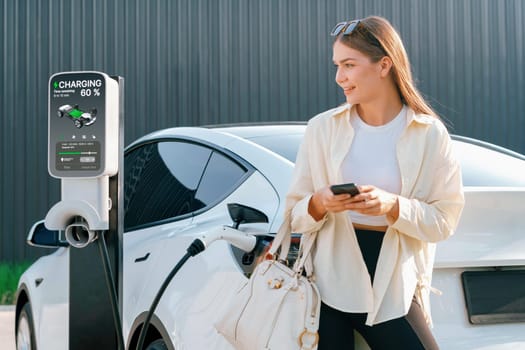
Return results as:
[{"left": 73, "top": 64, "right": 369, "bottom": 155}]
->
[{"left": 69, "top": 109, "right": 83, "bottom": 118}]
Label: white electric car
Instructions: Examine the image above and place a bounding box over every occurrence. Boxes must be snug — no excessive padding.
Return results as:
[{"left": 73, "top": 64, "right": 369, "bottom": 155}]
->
[{"left": 15, "top": 124, "right": 525, "bottom": 350}]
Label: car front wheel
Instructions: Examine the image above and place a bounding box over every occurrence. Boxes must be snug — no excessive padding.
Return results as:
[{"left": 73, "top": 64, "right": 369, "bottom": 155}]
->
[
  {"left": 16, "top": 302, "right": 36, "bottom": 350},
  {"left": 145, "top": 339, "right": 168, "bottom": 350}
]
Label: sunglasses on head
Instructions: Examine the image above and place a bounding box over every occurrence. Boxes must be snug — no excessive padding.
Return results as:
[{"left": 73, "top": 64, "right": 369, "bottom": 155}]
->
[
  {"left": 330, "top": 20, "right": 361, "bottom": 36},
  {"left": 330, "top": 20, "right": 386, "bottom": 55}
]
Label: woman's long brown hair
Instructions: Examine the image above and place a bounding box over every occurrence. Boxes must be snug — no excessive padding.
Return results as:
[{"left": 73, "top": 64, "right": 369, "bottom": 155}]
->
[{"left": 334, "top": 16, "right": 438, "bottom": 118}]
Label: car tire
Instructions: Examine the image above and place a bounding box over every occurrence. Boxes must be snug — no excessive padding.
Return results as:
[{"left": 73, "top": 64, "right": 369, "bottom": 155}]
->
[
  {"left": 16, "top": 302, "right": 36, "bottom": 350},
  {"left": 57, "top": 111, "right": 64, "bottom": 117},
  {"left": 145, "top": 339, "right": 168, "bottom": 350},
  {"left": 74, "top": 120, "right": 83, "bottom": 128}
]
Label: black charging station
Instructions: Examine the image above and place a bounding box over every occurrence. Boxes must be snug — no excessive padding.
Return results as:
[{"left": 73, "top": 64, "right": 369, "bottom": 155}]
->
[{"left": 46, "top": 71, "right": 124, "bottom": 349}]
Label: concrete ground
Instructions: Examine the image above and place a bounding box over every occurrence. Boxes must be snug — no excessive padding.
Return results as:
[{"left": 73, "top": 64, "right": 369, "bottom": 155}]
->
[{"left": 0, "top": 306, "right": 15, "bottom": 350}]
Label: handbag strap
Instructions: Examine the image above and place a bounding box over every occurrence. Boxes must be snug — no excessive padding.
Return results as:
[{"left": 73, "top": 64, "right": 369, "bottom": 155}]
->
[
  {"left": 299, "top": 282, "right": 321, "bottom": 350},
  {"left": 268, "top": 211, "right": 317, "bottom": 275},
  {"left": 292, "top": 232, "right": 317, "bottom": 274},
  {"left": 268, "top": 215, "right": 290, "bottom": 257}
]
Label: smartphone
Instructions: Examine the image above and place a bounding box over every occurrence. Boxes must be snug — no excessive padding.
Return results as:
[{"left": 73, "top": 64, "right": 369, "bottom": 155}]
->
[{"left": 330, "top": 183, "right": 360, "bottom": 196}]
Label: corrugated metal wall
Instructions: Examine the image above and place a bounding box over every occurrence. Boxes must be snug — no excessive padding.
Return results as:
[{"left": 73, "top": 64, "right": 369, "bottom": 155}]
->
[{"left": 1, "top": 0, "right": 524, "bottom": 263}]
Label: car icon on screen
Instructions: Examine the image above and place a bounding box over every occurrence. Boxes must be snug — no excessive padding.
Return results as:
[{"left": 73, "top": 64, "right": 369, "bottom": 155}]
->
[{"left": 57, "top": 104, "right": 97, "bottom": 128}]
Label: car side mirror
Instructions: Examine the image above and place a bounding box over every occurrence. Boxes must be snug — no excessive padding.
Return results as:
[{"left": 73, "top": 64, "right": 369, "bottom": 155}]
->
[
  {"left": 227, "top": 203, "right": 269, "bottom": 229},
  {"left": 27, "top": 220, "right": 69, "bottom": 248}
]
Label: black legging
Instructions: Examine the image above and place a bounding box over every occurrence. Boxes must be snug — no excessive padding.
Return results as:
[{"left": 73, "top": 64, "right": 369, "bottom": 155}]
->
[{"left": 317, "top": 229, "right": 439, "bottom": 350}]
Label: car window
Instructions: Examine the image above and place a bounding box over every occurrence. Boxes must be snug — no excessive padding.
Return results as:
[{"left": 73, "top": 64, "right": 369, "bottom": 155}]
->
[
  {"left": 124, "top": 141, "right": 211, "bottom": 230},
  {"left": 195, "top": 151, "right": 248, "bottom": 207}
]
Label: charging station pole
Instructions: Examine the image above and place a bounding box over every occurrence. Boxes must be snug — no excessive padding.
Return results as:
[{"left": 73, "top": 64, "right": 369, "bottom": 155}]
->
[{"left": 45, "top": 72, "right": 124, "bottom": 349}]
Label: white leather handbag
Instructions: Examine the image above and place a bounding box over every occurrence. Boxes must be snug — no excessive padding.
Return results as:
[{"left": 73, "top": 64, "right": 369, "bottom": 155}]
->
[{"left": 215, "top": 216, "right": 320, "bottom": 350}]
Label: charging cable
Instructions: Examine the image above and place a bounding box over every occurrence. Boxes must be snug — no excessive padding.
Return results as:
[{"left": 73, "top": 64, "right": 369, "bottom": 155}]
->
[{"left": 136, "top": 226, "right": 256, "bottom": 350}]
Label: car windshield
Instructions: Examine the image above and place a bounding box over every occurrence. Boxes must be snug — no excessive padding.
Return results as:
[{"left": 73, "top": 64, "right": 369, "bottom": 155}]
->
[{"left": 245, "top": 132, "right": 525, "bottom": 188}]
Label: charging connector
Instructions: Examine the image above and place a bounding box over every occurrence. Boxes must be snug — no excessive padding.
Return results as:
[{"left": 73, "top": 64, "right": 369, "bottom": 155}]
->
[{"left": 198, "top": 225, "right": 257, "bottom": 252}]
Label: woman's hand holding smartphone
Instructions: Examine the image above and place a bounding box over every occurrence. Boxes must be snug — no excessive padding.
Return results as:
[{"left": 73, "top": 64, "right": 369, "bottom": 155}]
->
[
  {"left": 309, "top": 183, "right": 362, "bottom": 221},
  {"left": 330, "top": 183, "right": 360, "bottom": 197}
]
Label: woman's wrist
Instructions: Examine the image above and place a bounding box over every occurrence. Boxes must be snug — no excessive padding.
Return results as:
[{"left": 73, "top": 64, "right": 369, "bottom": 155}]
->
[
  {"left": 308, "top": 192, "right": 327, "bottom": 221},
  {"left": 386, "top": 195, "right": 400, "bottom": 223}
]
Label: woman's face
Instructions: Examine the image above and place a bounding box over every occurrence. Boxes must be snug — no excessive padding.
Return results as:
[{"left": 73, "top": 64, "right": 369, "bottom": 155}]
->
[{"left": 332, "top": 40, "right": 384, "bottom": 105}]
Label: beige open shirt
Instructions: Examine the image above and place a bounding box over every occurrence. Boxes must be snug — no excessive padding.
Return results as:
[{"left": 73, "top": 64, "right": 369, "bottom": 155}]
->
[{"left": 286, "top": 104, "right": 465, "bottom": 326}]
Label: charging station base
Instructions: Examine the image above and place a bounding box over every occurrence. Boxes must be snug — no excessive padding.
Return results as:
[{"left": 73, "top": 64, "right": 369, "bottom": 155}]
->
[{"left": 66, "top": 76, "right": 124, "bottom": 350}]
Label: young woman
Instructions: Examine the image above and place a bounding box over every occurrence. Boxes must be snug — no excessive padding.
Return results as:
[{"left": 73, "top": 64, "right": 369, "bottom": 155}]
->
[{"left": 285, "top": 16, "right": 464, "bottom": 349}]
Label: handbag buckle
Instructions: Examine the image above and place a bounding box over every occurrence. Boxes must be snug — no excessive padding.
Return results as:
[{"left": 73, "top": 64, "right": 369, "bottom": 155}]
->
[
  {"left": 298, "top": 329, "right": 319, "bottom": 349},
  {"left": 267, "top": 276, "right": 285, "bottom": 289}
]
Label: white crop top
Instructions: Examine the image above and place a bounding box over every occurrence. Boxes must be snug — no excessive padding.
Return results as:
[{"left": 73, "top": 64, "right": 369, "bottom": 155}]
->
[{"left": 341, "top": 106, "right": 407, "bottom": 226}]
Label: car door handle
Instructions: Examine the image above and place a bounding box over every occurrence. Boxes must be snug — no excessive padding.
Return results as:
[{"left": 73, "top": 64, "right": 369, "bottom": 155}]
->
[{"left": 134, "top": 253, "right": 150, "bottom": 263}]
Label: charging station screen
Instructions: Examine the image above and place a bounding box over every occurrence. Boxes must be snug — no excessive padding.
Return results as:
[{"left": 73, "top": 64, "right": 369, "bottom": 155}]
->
[{"left": 49, "top": 72, "right": 106, "bottom": 177}]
